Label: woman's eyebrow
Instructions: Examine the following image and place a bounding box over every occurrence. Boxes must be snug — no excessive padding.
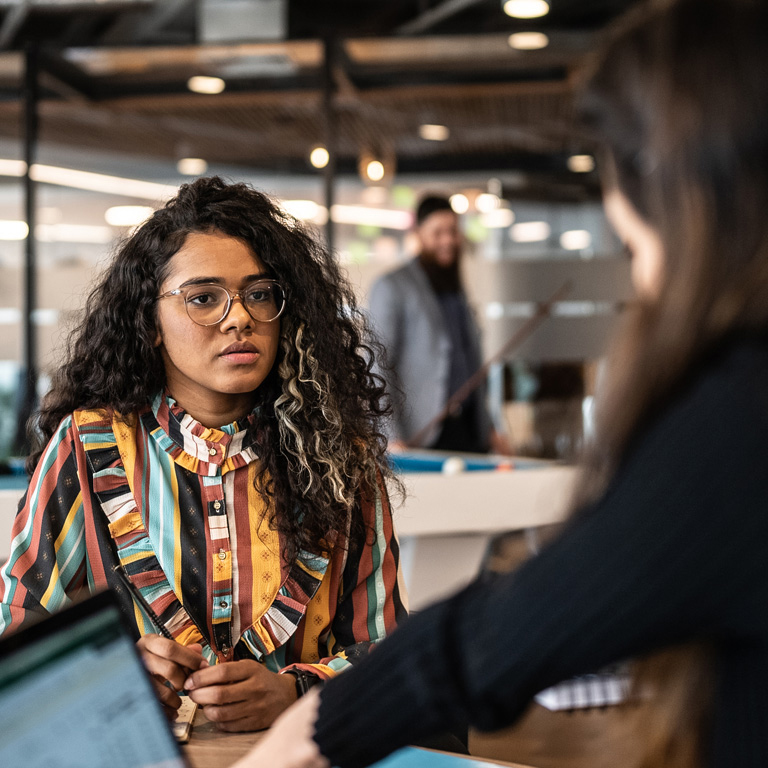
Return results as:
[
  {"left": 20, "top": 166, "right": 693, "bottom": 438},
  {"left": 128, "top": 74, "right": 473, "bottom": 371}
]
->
[{"left": 177, "top": 272, "right": 271, "bottom": 288}]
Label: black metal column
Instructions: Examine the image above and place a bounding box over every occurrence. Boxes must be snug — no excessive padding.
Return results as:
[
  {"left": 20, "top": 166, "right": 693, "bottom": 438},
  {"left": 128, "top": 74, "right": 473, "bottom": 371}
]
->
[
  {"left": 322, "top": 37, "right": 337, "bottom": 254},
  {"left": 13, "top": 44, "right": 39, "bottom": 456}
]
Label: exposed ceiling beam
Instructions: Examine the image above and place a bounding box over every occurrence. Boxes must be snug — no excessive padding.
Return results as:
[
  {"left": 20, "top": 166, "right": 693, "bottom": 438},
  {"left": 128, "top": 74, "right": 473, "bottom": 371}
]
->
[
  {"left": 0, "top": 1, "right": 31, "bottom": 50},
  {"left": 38, "top": 48, "right": 99, "bottom": 100},
  {"left": 396, "top": 0, "right": 486, "bottom": 36}
]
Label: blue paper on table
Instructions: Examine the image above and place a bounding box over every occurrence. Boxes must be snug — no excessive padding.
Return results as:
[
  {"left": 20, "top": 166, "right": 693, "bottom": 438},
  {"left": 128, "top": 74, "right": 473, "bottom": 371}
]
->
[{"left": 369, "top": 747, "right": 509, "bottom": 768}]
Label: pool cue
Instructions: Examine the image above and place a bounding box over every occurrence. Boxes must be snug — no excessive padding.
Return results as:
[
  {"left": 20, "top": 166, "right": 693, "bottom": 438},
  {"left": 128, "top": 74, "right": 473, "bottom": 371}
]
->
[{"left": 405, "top": 280, "right": 573, "bottom": 450}]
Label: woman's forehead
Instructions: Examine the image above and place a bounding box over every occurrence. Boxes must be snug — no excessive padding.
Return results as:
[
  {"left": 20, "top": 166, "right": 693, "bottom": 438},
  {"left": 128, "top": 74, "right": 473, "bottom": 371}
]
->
[{"left": 164, "top": 231, "right": 264, "bottom": 283}]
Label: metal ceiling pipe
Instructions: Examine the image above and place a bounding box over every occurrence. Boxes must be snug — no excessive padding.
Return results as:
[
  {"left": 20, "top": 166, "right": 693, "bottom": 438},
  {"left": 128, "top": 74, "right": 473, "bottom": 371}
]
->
[
  {"left": 322, "top": 37, "right": 337, "bottom": 254},
  {"left": 13, "top": 43, "right": 39, "bottom": 456}
]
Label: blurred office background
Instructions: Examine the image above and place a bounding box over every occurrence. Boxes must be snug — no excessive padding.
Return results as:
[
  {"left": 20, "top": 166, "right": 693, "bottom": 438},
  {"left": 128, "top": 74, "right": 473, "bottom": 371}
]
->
[{"left": 0, "top": 0, "right": 641, "bottom": 465}]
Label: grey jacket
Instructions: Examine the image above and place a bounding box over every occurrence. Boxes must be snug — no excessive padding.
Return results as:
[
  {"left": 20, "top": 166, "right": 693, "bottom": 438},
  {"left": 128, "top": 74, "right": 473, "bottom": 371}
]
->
[{"left": 368, "top": 258, "right": 491, "bottom": 448}]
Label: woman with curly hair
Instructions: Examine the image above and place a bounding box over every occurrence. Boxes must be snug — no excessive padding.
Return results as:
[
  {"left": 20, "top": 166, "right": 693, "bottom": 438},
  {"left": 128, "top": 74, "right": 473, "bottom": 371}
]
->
[{"left": 0, "top": 176, "right": 406, "bottom": 731}]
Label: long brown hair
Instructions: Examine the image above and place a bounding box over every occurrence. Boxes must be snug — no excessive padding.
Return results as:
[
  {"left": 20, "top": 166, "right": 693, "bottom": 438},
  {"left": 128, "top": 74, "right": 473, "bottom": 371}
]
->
[{"left": 574, "top": 0, "right": 768, "bottom": 763}]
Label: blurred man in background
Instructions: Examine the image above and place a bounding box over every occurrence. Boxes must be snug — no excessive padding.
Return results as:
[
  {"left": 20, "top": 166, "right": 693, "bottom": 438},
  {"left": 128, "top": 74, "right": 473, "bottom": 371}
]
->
[{"left": 369, "top": 195, "right": 509, "bottom": 454}]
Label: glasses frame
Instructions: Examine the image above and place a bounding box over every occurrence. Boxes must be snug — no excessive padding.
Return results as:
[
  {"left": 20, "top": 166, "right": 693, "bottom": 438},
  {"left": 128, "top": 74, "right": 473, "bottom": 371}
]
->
[{"left": 157, "top": 278, "right": 287, "bottom": 327}]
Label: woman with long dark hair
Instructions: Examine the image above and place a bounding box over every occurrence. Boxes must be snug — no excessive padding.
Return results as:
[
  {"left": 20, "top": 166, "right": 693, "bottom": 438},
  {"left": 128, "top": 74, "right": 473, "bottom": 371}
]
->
[
  {"left": 0, "top": 176, "right": 406, "bottom": 731},
  {"left": 236, "top": 0, "right": 768, "bottom": 765}
]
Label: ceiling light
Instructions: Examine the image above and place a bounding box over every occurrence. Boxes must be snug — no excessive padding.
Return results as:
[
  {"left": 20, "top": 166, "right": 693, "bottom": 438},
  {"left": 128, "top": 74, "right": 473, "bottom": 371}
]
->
[
  {"left": 359, "top": 150, "right": 395, "bottom": 185},
  {"left": 187, "top": 75, "right": 226, "bottom": 95},
  {"left": 419, "top": 124, "right": 450, "bottom": 142},
  {"left": 330, "top": 205, "right": 412, "bottom": 230},
  {"left": 30, "top": 164, "right": 176, "bottom": 200},
  {"left": 476, "top": 193, "right": 500, "bottom": 213},
  {"left": 449, "top": 193, "right": 469, "bottom": 214},
  {"left": 0, "top": 158, "right": 175, "bottom": 200},
  {"left": 482, "top": 208, "right": 515, "bottom": 229},
  {"left": 508, "top": 31, "right": 549, "bottom": 50},
  {"left": 282, "top": 200, "right": 329, "bottom": 226},
  {"left": 560, "top": 229, "right": 592, "bottom": 251},
  {"left": 511, "top": 221, "right": 551, "bottom": 242},
  {"left": 0, "top": 159, "right": 26, "bottom": 176},
  {"left": 177, "top": 157, "right": 208, "bottom": 176},
  {"left": 105, "top": 205, "right": 155, "bottom": 228},
  {"left": 567, "top": 154, "right": 595, "bottom": 173},
  {"left": 309, "top": 146, "right": 330, "bottom": 169},
  {"left": 502, "top": 0, "right": 550, "bottom": 18},
  {"left": 0, "top": 220, "right": 29, "bottom": 240},
  {"left": 365, "top": 160, "right": 385, "bottom": 182}
]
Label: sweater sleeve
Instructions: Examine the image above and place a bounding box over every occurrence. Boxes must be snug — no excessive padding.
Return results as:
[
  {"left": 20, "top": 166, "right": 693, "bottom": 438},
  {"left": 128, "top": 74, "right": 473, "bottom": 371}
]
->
[
  {"left": 0, "top": 416, "right": 88, "bottom": 636},
  {"left": 313, "top": 346, "right": 768, "bottom": 768}
]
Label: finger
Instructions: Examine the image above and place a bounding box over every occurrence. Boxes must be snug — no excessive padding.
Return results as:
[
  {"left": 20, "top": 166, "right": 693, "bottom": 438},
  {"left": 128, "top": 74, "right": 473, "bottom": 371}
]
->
[
  {"left": 137, "top": 635, "right": 205, "bottom": 671},
  {"left": 188, "top": 676, "right": 255, "bottom": 707},
  {"left": 152, "top": 675, "right": 182, "bottom": 711},
  {"left": 144, "top": 655, "right": 192, "bottom": 692},
  {"left": 185, "top": 659, "right": 256, "bottom": 691},
  {"left": 162, "top": 704, "right": 178, "bottom": 722}
]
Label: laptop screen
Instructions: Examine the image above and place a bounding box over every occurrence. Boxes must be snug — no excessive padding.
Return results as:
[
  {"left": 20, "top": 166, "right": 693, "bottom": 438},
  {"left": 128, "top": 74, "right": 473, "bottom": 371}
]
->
[{"left": 0, "top": 591, "right": 187, "bottom": 768}]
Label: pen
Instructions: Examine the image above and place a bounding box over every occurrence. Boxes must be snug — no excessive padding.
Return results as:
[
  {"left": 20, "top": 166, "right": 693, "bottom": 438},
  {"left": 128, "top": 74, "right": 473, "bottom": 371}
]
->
[
  {"left": 112, "top": 563, "right": 200, "bottom": 697},
  {"left": 112, "top": 563, "right": 175, "bottom": 641}
]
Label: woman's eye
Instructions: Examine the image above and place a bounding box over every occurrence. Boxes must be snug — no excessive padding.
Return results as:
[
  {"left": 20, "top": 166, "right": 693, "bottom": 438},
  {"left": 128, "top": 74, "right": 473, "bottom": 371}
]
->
[
  {"left": 189, "top": 292, "right": 217, "bottom": 305},
  {"left": 248, "top": 289, "right": 271, "bottom": 303}
]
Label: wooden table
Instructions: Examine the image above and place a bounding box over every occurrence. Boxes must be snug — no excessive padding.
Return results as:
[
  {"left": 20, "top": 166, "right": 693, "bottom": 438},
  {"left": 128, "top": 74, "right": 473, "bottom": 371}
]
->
[
  {"left": 185, "top": 710, "right": 261, "bottom": 767},
  {"left": 185, "top": 710, "right": 536, "bottom": 768}
]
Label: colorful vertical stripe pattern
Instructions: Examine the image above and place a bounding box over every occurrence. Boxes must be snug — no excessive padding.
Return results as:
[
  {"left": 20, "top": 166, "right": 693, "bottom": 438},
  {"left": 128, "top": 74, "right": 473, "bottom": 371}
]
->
[{"left": 0, "top": 394, "right": 407, "bottom": 679}]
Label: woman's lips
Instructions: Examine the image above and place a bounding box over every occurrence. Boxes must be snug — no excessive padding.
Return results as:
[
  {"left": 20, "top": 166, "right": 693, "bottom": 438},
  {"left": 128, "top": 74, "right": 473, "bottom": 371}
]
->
[
  {"left": 220, "top": 351, "right": 259, "bottom": 364},
  {"left": 219, "top": 343, "right": 259, "bottom": 364}
]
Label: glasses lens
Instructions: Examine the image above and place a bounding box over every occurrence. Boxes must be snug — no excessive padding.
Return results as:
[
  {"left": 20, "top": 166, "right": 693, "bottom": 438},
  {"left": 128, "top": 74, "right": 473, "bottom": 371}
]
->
[
  {"left": 185, "top": 285, "right": 230, "bottom": 324},
  {"left": 244, "top": 281, "right": 285, "bottom": 322}
]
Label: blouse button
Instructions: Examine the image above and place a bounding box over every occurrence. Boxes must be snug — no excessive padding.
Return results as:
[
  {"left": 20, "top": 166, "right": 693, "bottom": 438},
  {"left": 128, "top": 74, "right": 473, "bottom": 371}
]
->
[
  {"left": 220, "top": 600, "right": 228, "bottom": 609},
  {"left": 209, "top": 447, "right": 217, "bottom": 456},
  {"left": 218, "top": 549, "right": 227, "bottom": 560},
  {"left": 213, "top": 501, "right": 221, "bottom": 510}
]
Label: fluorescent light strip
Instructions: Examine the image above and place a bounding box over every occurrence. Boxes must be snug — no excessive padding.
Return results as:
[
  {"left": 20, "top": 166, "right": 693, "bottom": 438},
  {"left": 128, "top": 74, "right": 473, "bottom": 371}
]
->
[
  {"left": 486, "top": 301, "right": 617, "bottom": 320},
  {"left": 0, "top": 308, "right": 60, "bottom": 325},
  {"left": 0, "top": 158, "right": 177, "bottom": 201},
  {"left": 330, "top": 204, "right": 411, "bottom": 230},
  {"left": 284, "top": 201, "right": 412, "bottom": 231},
  {"left": 0, "top": 220, "right": 29, "bottom": 240},
  {"left": 32, "top": 165, "right": 176, "bottom": 200}
]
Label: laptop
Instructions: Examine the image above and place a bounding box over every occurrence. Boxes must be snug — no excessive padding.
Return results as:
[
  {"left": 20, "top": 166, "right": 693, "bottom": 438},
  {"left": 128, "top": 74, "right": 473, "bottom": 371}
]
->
[{"left": 0, "top": 590, "right": 189, "bottom": 768}]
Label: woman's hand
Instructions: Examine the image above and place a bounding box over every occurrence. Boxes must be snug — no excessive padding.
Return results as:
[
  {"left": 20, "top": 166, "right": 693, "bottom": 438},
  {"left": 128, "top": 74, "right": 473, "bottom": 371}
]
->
[
  {"left": 184, "top": 659, "right": 298, "bottom": 731},
  {"left": 136, "top": 635, "right": 206, "bottom": 719},
  {"left": 232, "top": 689, "right": 329, "bottom": 768}
]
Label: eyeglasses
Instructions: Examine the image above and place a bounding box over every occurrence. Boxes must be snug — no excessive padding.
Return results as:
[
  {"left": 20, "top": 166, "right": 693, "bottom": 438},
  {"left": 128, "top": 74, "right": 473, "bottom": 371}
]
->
[{"left": 157, "top": 279, "right": 286, "bottom": 326}]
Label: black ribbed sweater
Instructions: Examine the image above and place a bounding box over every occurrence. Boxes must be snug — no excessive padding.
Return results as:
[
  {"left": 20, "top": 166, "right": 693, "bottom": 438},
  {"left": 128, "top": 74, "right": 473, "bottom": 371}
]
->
[{"left": 314, "top": 339, "right": 768, "bottom": 768}]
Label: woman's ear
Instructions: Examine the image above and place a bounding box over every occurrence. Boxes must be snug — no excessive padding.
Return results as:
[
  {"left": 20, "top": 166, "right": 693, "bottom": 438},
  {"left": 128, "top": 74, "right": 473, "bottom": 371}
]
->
[{"left": 153, "top": 326, "right": 162, "bottom": 348}]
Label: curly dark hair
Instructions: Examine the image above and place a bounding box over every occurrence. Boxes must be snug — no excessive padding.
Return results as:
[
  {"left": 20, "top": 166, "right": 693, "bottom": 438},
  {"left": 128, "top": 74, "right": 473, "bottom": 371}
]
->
[{"left": 30, "top": 176, "right": 395, "bottom": 560}]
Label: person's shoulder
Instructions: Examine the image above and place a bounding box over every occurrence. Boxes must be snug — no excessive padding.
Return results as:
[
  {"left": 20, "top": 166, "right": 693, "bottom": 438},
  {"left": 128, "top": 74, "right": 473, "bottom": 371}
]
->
[
  {"left": 372, "top": 259, "right": 421, "bottom": 289},
  {"left": 691, "top": 337, "right": 768, "bottom": 411},
  {"left": 665, "top": 336, "right": 768, "bottom": 445},
  {"left": 71, "top": 405, "right": 115, "bottom": 431}
]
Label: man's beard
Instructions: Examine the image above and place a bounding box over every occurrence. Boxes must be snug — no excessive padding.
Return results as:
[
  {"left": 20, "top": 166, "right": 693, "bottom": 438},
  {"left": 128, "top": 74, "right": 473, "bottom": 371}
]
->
[{"left": 418, "top": 249, "right": 461, "bottom": 293}]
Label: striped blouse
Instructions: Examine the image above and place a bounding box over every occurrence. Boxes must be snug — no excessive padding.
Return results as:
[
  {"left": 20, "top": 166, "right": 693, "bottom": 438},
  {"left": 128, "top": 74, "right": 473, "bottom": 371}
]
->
[{"left": 0, "top": 393, "right": 407, "bottom": 680}]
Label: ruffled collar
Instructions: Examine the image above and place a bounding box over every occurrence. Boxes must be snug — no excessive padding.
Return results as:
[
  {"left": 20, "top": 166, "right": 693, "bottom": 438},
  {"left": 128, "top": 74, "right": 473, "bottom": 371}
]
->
[{"left": 145, "top": 391, "right": 260, "bottom": 476}]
